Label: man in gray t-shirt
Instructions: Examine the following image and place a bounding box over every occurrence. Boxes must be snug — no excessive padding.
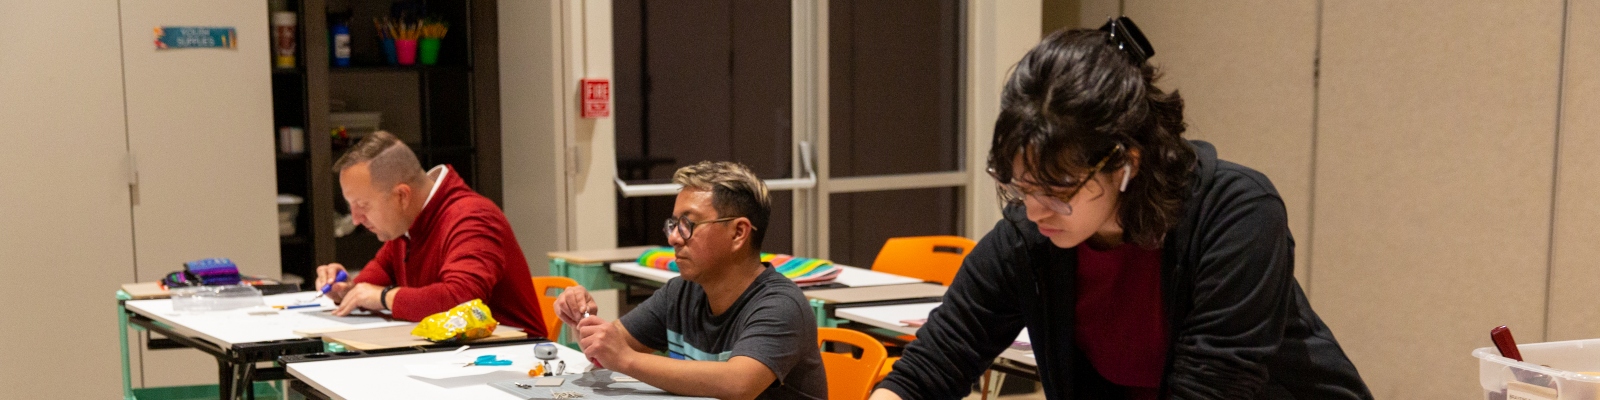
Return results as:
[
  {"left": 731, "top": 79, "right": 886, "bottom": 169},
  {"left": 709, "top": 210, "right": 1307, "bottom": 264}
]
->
[
  {"left": 556, "top": 161, "right": 827, "bottom": 400},
  {"left": 621, "top": 264, "right": 827, "bottom": 400}
]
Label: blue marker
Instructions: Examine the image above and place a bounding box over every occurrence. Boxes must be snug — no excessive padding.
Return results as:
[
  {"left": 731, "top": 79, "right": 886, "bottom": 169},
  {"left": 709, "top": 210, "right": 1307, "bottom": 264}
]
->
[{"left": 283, "top": 303, "right": 323, "bottom": 310}]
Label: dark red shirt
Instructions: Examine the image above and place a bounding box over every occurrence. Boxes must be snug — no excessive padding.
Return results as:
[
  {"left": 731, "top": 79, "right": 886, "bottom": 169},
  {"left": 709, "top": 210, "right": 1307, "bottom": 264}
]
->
[
  {"left": 352, "top": 166, "right": 547, "bottom": 338},
  {"left": 1076, "top": 242, "right": 1167, "bottom": 399}
]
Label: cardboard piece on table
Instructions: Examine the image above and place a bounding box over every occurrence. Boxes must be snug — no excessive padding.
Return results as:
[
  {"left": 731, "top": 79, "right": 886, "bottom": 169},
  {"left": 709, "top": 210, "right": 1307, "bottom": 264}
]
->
[
  {"left": 291, "top": 314, "right": 402, "bottom": 337},
  {"left": 546, "top": 246, "right": 655, "bottom": 264},
  {"left": 121, "top": 282, "right": 170, "bottom": 300},
  {"left": 321, "top": 324, "right": 526, "bottom": 351},
  {"left": 804, "top": 283, "right": 947, "bottom": 304}
]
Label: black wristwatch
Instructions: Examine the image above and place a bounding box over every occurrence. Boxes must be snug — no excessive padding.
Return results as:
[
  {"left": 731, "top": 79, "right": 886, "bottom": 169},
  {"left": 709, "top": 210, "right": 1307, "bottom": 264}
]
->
[{"left": 380, "top": 285, "right": 396, "bottom": 310}]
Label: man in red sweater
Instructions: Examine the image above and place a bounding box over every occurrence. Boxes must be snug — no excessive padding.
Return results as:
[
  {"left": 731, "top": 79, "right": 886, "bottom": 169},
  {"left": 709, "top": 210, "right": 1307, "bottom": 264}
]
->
[{"left": 314, "top": 131, "right": 546, "bottom": 338}]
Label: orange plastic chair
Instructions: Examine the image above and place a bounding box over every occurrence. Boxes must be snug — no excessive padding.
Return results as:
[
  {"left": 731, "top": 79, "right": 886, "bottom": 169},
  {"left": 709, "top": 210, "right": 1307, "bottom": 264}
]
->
[
  {"left": 874, "top": 356, "right": 898, "bottom": 386},
  {"left": 530, "top": 276, "right": 580, "bottom": 341},
  {"left": 869, "top": 235, "right": 976, "bottom": 286},
  {"left": 818, "top": 328, "right": 888, "bottom": 400}
]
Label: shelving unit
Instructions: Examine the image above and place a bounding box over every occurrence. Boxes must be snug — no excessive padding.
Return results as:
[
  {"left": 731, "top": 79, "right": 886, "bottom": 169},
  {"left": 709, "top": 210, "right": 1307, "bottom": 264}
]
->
[{"left": 269, "top": 0, "right": 500, "bottom": 281}]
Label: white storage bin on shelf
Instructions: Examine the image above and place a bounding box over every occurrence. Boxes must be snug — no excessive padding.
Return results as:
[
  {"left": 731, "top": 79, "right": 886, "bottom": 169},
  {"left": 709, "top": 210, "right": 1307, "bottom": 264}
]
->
[
  {"left": 329, "top": 111, "right": 382, "bottom": 137},
  {"left": 1475, "top": 337, "right": 1600, "bottom": 399},
  {"left": 277, "top": 194, "right": 304, "bottom": 236}
]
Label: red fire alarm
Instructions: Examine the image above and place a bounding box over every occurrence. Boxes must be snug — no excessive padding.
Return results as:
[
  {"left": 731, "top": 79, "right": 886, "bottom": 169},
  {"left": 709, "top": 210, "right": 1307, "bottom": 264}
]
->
[{"left": 581, "top": 78, "right": 610, "bottom": 118}]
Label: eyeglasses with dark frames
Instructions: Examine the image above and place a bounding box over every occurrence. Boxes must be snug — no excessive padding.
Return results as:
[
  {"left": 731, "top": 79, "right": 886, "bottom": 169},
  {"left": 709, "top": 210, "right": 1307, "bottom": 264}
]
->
[
  {"left": 663, "top": 215, "right": 743, "bottom": 241},
  {"left": 989, "top": 144, "right": 1124, "bottom": 216}
]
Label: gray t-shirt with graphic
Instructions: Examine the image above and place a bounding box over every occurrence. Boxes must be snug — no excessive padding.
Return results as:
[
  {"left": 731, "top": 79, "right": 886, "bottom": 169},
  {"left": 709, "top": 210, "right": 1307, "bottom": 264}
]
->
[{"left": 620, "top": 264, "right": 828, "bottom": 400}]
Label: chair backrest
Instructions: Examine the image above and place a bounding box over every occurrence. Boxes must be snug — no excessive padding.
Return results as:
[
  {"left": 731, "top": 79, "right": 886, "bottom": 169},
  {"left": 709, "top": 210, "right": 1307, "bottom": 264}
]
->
[
  {"left": 530, "top": 276, "right": 580, "bottom": 340},
  {"left": 869, "top": 235, "right": 976, "bottom": 286},
  {"left": 818, "top": 327, "right": 888, "bottom": 400}
]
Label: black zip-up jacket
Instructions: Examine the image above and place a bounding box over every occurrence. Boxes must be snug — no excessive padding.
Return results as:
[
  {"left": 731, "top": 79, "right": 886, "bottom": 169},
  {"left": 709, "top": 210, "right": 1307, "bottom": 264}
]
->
[{"left": 878, "top": 141, "right": 1372, "bottom": 399}]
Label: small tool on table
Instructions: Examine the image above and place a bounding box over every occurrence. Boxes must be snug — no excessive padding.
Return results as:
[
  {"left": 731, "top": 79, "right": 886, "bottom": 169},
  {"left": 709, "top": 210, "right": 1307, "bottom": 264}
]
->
[
  {"left": 299, "top": 270, "right": 348, "bottom": 304},
  {"left": 272, "top": 303, "right": 324, "bottom": 310}
]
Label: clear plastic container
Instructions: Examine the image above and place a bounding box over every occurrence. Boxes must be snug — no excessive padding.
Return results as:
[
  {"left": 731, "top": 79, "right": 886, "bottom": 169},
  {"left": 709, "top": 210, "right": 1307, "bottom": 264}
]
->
[
  {"left": 1475, "top": 338, "right": 1600, "bottom": 399},
  {"left": 277, "top": 194, "right": 304, "bottom": 236},
  {"left": 170, "top": 285, "right": 264, "bottom": 312}
]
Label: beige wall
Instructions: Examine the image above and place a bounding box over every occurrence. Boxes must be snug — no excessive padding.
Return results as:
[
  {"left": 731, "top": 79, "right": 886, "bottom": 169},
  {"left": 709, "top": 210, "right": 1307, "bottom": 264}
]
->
[
  {"left": 1125, "top": 1, "right": 1320, "bottom": 287},
  {"left": 964, "top": 0, "right": 1042, "bottom": 238},
  {"left": 1057, "top": 0, "right": 1578, "bottom": 398},
  {"left": 501, "top": 0, "right": 568, "bottom": 275},
  {"left": 1549, "top": 0, "right": 1600, "bottom": 343},
  {"left": 568, "top": 0, "right": 620, "bottom": 252}
]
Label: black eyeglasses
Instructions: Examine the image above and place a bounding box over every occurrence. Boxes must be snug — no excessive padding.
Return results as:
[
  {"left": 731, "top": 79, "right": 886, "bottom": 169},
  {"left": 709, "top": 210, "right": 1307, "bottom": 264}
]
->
[
  {"left": 663, "top": 215, "right": 742, "bottom": 241},
  {"left": 990, "top": 144, "right": 1124, "bottom": 216},
  {"left": 1099, "top": 16, "right": 1155, "bottom": 63}
]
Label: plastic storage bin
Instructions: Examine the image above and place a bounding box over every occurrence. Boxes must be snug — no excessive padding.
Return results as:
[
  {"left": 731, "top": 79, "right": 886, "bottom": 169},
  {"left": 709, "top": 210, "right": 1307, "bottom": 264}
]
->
[
  {"left": 171, "top": 285, "right": 264, "bottom": 312},
  {"left": 1475, "top": 337, "right": 1600, "bottom": 399},
  {"left": 278, "top": 194, "right": 303, "bottom": 236}
]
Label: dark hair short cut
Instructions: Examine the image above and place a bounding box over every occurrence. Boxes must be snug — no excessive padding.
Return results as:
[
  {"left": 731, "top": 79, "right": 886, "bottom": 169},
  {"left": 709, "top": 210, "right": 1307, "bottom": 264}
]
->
[
  {"left": 672, "top": 161, "right": 772, "bottom": 251},
  {"left": 988, "top": 28, "right": 1196, "bottom": 247},
  {"left": 332, "top": 131, "right": 427, "bottom": 190}
]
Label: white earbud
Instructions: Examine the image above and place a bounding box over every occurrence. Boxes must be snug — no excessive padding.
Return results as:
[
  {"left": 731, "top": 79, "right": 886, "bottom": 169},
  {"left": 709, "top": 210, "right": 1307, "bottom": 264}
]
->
[{"left": 1119, "top": 164, "right": 1132, "bottom": 192}]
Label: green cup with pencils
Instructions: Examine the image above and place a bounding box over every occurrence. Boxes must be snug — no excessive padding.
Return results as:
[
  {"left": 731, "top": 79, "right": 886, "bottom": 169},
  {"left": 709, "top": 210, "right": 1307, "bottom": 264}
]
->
[{"left": 419, "top": 21, "right": 448, "bottom": 65}]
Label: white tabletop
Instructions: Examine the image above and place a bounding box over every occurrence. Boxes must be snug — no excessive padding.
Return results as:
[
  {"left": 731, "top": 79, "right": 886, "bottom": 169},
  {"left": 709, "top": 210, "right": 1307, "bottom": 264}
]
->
[
  {"left": 609, "top": 262, "right": 923, "bottom": 288},
  {"left": 834, "top": 302, "right": 1035, "bottom": 366},
  {"left": 288, "top": 342, "right": 593, "bottom": 400},
  {"left": 124, "top": 291, "right": 408, "bottom": 347}
]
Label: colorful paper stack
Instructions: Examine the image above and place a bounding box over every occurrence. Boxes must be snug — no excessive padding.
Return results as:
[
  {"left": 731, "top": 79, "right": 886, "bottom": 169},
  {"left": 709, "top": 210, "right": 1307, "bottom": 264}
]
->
[
  {"left": 764, "top": 254, "right": 842, "bottom": 284},
  {"left": 638, "top": 247, "right": 678, "bottom": 271},
  {"left": 635, "top": 247, "right": 841, "bottom": 284}
]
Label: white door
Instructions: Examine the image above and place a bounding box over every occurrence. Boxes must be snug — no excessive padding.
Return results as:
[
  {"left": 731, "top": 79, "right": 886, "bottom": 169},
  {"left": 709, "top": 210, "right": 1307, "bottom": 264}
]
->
[
  {"left": 119, "top": 0, "right": 280, "bottom": 388},
  {"left": 0, "top": 1, "right": 137, "bottom": 397}
]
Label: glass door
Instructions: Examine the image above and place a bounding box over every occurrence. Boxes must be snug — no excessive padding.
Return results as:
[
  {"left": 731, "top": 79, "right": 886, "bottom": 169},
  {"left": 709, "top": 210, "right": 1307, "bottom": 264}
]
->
[{"left": 613, "top": 0, "right": 966, "bottom": 266}]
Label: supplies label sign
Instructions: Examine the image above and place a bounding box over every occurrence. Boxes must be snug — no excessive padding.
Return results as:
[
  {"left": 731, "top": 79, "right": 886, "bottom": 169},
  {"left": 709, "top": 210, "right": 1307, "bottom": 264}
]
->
[{"left": 154, "top": 26, "right": 237, "bottom": 50}]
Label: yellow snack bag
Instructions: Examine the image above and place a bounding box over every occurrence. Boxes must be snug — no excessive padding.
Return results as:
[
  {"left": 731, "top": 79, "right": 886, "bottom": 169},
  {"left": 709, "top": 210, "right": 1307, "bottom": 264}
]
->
[{"left": 411, "top": 299, "right": 499, "bottom": 342}]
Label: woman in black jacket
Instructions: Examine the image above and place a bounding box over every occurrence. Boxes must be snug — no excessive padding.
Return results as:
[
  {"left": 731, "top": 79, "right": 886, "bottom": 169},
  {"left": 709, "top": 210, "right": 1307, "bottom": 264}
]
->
[{"left": 871, "top": 18, "right": 1372, "bottom": 399}]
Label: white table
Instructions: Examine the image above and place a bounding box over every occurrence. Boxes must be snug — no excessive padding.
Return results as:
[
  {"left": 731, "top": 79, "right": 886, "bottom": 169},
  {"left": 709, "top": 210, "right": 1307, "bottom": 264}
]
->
[
  {"left": 124, "top": 291, "right": 407, "bottom": 347},
  {"left": 609, "top": 262, "right": 924, "bottom": 288},
  {"left": 122, "top": 291, "right": 408, "bottom": 399},
  {"left": 834, "top": 302, "right": 1037, "bottom": 369},
  {"left": 287, "top": 342, "right": 596, "bottom": 399}
]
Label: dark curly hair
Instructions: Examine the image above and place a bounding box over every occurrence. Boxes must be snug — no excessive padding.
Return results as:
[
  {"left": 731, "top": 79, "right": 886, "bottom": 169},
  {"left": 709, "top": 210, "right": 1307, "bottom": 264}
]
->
[{"left": 987, "top": 27, "right": 1196, "bottom": 248}]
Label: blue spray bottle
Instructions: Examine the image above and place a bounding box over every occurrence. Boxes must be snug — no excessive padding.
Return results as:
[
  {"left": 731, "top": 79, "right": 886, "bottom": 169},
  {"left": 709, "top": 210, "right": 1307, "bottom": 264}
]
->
[{"left": 331, "top": 21, "right": 351, "bottom": 66}]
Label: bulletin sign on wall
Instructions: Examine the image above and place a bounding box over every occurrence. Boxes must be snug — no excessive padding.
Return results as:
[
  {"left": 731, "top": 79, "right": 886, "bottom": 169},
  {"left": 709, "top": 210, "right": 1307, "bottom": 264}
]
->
[{"left": 154, "top": 26, "right": 236, "bottom": 50}]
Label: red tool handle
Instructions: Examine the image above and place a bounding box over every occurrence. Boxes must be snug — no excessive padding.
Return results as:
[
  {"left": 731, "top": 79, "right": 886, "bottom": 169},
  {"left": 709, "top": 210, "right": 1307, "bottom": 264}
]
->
[{"left": 1491, "top": 325, "right": 1523, "bottom": 362}]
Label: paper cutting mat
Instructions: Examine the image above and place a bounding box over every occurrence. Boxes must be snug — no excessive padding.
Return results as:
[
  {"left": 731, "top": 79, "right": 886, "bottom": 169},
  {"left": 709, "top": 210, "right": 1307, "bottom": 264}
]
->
[{"left": 488, "top": 370, "right": 712, "bottom": 400}]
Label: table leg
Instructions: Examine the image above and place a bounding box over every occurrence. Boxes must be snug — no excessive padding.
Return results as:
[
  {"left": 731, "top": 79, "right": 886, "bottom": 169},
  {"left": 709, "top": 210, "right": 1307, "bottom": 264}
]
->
[{"left": 218, "top": 357, "right": 235, "bottom": 400}]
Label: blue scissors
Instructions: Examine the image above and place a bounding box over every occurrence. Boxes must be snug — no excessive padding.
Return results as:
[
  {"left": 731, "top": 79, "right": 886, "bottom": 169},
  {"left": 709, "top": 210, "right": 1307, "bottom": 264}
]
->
[{"left": 463, "top": 354, "right": 513, "bottom": 367}]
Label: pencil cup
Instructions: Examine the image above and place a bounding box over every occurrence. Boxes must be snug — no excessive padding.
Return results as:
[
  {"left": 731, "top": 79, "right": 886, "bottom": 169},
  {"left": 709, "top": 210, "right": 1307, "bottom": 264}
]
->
[
  {"left": 419, "top": 38, "right": 441, "bottom": 65},
  {"left": 382, "top": 38, "right": 398, "bottom": 65},
  {"left": 396, "top": 39, "right": 418, "bottom": 66}
]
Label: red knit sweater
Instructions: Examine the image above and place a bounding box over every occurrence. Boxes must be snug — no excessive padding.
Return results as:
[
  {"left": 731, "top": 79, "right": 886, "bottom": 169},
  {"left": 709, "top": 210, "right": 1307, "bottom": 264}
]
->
[{"left": 352, "top": 166, "right": 547, "bottom": 338}]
